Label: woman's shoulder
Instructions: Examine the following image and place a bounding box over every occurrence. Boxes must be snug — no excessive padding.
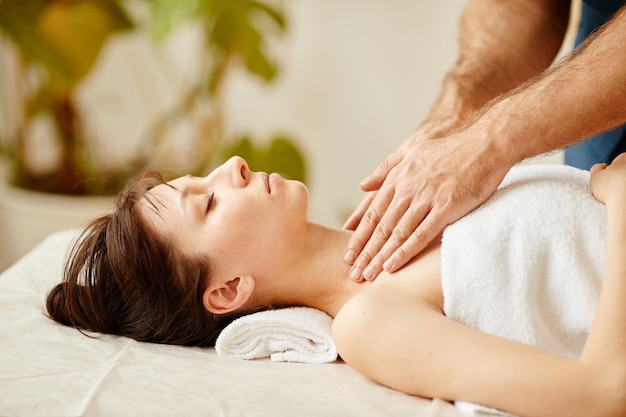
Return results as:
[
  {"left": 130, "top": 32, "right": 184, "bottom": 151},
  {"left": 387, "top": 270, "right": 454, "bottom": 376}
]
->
[
  {"left": 332, "top": 278, "right": 442, "bottom": 354},
  {"left": 332, "top": 285, "right": 398, "bottom": 353},
  {"left": 333, "top": 285, "right": 393, "bottom": 336},
  {"left": 333, "top": 243, "right": 444, "bottom": 346}
]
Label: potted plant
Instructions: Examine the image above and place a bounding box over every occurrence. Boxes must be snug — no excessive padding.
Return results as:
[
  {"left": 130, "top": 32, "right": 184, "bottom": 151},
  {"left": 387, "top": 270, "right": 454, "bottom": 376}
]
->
[{"left": 0, "top": 0, "right": 307, "bottom": 270}]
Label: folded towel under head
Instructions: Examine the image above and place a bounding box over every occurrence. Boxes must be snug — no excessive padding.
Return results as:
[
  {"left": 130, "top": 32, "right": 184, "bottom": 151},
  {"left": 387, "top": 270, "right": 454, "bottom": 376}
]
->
[{"left": 215, "top": 307, "right": 337, "bottom": 363}]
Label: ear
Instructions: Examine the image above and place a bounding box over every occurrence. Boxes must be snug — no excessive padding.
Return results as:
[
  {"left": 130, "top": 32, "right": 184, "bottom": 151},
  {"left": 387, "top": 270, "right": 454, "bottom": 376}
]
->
[{"left": 202, "top": 275, "right": 255, "bottom": 314}]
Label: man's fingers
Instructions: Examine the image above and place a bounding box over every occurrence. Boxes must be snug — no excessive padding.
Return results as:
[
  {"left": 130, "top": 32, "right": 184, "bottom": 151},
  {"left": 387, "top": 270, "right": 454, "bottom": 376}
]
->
[
  {"left": 343, "top": 192, "right": 376, "bottom": 232},
  {"left": 356, "top": 205, "right": 428, "bottom": 281},
  {"left": 359, "top": 167, "right": 386, "bottom": 192},
  {"left": 347, "top": 193, "right": 413, "bottom": 281},
  {"left": 383, "top": 210, "right": 446, "bottom": 273},
  {"left": 359, "top": 150, "right": 403, "bottom": 192},
  {"left": 343, "top": 132, "right": 510, "bottom": 281},
  {"left": 344, "top": 188, "right": 395, "bottom": 275},
  {"left": 354, "top": 201, "right": 458, "bottom": 281}
]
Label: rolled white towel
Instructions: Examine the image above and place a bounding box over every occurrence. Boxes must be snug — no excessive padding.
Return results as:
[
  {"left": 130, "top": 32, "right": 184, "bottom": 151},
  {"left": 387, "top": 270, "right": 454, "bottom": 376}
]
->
[
  {"left": 215, "top": 307, "right": 337, "bottom": 363},
  {"left": 455, "top": 401, "right": 514, "bottom": 416}
]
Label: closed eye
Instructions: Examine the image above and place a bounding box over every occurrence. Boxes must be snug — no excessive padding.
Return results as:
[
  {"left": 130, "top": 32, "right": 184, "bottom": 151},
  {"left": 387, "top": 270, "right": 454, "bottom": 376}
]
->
[{"left": 206, "top": 192, "right": 215, "bottom": 214}]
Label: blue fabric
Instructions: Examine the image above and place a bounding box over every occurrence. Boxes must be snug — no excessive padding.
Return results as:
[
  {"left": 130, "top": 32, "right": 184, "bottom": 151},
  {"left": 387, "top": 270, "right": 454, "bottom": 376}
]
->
[
  {"left": 582, "top": 0, "right": 624, "bottom": 15},
  {"left": 564, "top": 0, "right": 626, "bottom": 170}
]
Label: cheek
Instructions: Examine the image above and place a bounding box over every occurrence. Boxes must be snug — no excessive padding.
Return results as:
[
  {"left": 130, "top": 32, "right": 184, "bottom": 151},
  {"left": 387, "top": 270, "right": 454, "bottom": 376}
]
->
[
  {"left": 216, "top": 207, "right": 299, "bottom": 263},
  {"left": 211, "top": 187, "right": 308, "bottom": 267},
  {"left": 209, "top": 223, "right": 281, "bottom": 276},
  {"left": 211, "top": 208, "right": 268, "bottom": 255}
]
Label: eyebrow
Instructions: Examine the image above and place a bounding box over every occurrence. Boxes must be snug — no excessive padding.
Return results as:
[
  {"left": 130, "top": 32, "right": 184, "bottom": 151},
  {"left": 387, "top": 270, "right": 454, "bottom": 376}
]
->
[{"left": 171, "top": 176, "right": 204, "bottom": 218}]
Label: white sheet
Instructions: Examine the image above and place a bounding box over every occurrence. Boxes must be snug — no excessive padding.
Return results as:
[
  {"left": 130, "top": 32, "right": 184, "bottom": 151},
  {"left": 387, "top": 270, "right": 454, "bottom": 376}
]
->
[{"left": 0, "top": 230, "right": 468, "bottom": 417}]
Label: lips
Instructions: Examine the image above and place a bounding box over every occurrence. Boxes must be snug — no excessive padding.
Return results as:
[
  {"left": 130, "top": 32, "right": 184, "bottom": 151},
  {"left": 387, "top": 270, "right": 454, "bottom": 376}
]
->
[{"left": 268, "top": 173, "right": 281, "bottom": 194}]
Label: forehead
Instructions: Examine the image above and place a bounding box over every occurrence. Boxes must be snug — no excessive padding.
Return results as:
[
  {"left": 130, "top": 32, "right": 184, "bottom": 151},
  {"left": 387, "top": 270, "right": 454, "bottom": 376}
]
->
[
  {"left": 139, "top": 182, "right": 181, "bottom": 231},
  {"left": 145, "top": 172, "right": 204, "bottom": 207},
  {"left": 148, "top": 181, "right": 179, "bottom": 207}
]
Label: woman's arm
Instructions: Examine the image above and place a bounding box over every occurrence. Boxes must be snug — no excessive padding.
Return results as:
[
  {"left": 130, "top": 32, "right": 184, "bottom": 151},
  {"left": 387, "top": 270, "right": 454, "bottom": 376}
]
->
[
  {"left": 334, "top": 155, "right": 626, "bottom": 417},
  {"left": 584, "top": 154, "right": 626, "bottom": 369},
  {"left": 333, "top": 287, "right": 618, "bottom": 417}
]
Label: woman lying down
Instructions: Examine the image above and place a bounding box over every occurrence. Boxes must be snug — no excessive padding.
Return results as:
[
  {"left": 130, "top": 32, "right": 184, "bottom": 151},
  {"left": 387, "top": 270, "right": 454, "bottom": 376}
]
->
[{"left": 46, "top": 152, "right": 626, "bottom": 417}]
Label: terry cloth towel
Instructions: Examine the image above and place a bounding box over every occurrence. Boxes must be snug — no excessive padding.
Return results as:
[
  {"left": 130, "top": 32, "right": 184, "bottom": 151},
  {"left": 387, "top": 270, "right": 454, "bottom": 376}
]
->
[
  {"left": 215, "top": 307, "right": 337, "bottom": 363},
  {"left": 442, "top": 164, "right": 607, "bottom": 416}
]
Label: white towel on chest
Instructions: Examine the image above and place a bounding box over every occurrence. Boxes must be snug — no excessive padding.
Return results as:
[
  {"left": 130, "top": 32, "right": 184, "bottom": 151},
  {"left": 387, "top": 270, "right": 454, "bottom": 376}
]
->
[
  {"left": 215, "top": 307, "right": 337, "bottom": 363},
  {"left": 442, "top": 164, "right": 607, "bottom": 415}
]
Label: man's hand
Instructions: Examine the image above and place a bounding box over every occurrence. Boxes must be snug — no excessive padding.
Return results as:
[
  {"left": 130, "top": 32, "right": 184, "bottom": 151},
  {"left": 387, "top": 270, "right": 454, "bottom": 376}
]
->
[
  {"left": 343, "top": 132, "right": 509, "bottom": 282},
  {"left": 344, "top": 112, "right": 475, "bottom": 237},
  {"left": 340, "top": 0, "right": 573, "bottom": 282},
  {"left": 343, "top": 132, "right": 419, "bottom": 233}
]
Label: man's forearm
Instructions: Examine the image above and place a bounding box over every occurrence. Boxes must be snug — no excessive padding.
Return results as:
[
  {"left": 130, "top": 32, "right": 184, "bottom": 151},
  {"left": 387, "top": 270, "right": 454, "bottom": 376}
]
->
[
  {"left": 470, "top": 5, "right": 626, "bottom": 165},
  {"left": 421, "top": 0, "right": 570, "bottom": 134}
]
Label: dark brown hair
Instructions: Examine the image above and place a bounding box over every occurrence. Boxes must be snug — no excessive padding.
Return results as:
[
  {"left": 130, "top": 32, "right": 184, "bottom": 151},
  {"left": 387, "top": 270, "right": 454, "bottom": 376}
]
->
[{"left": 46, "top": 171, "right": 238, "bottom": 346}]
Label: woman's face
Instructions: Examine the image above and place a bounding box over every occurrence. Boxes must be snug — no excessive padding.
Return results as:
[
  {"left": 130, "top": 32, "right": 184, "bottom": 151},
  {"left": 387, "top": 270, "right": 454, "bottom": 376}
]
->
[{"left": 141, "top": 156, "right": 309, "bottom": 279}]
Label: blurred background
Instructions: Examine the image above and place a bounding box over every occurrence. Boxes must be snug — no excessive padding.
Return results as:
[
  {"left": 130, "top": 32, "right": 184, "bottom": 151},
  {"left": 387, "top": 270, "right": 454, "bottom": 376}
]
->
[{"left": 0, "top": 0, "right": 572, "bottom": 271}]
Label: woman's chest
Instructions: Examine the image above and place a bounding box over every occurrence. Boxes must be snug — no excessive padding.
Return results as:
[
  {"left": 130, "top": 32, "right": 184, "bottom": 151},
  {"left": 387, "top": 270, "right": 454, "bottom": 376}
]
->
[{"left": 372, "top": 242, "right": 444, "bottom": 312}]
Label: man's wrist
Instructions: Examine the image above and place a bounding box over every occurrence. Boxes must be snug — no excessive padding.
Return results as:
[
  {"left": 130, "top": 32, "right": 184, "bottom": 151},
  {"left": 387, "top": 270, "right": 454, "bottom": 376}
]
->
[
  {"left": 417, "top": 75, "right": 486, "bottom": 139},
  {"left": 463, "top": 97, "right": 529, "bottom": 169}
]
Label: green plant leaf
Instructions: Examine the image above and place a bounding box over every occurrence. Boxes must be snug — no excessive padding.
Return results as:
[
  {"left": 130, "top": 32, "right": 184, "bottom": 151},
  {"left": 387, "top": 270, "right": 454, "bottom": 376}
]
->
[
  {"left": 223, "top": 135, "right": 307, "bottom": 183},
  {"left": 0, "top": 0, "right": 70, "bottom": 80},
  {"left": 38, "top": 0, "right": 134, "bottom": 85},
  {"left": 265, "top": 136, "right": 307, "bottom": 183},
  {"left": 0, "top": 0, "right": 133, "bottom": 91},
  {"left": 207, "top": 0, "right": 284, "bottom": 83},
  {"left": 223, "top": 135, "right": 257, "bottom": 163},
  {"left": 243, "top": 32, "right": 276, "bottom": 80},
  {"left": 144, "top": 0, "right": 207, "bottom": 40},
  {"left": 247, "top": 0, "right": 286, "bottom": 30}
]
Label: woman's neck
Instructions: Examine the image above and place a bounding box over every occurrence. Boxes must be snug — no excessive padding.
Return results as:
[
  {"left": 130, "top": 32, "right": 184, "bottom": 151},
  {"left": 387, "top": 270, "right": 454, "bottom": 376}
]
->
[{"left": 260, "top": 222, "right": 371, "bottom": 317}]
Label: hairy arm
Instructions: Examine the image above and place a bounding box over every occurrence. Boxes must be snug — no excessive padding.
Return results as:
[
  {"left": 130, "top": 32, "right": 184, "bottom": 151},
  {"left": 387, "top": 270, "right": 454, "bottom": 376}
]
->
[
  {"left": 345, "top": 3, "right": 626, "bottom": 283},
  {"left": 470, "top": 5, "right": 626, "bottom": 161},
  {"left": 417, "top": 0, "right": 571, "bottom": 139},
  {"left": 345, "top": 0, "right": 571, "bottom": 228}
]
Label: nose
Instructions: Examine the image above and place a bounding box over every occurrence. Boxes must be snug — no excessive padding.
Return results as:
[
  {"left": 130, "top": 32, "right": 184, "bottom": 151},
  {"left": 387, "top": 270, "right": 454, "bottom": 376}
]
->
[{"left": 227, "top": 156, "right": 250, "bottom": 188}]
